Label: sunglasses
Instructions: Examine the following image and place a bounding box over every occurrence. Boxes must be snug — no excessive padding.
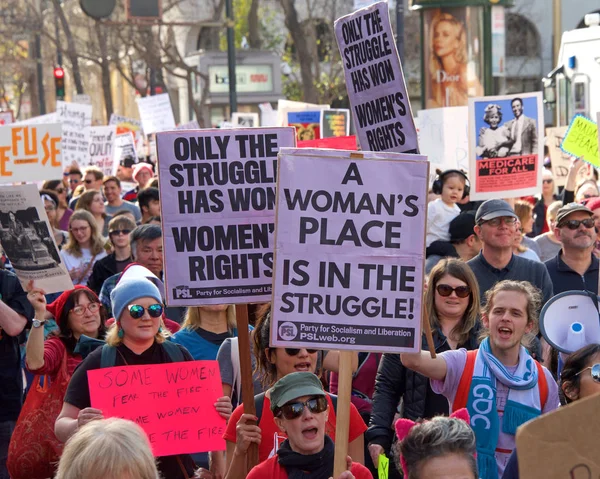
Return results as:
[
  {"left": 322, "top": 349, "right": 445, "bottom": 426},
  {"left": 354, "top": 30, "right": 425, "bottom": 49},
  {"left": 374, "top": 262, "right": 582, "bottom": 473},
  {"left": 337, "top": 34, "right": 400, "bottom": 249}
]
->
[
  {"left": 71, "top": 302, "right": 100, "bottom": 316},
  {"left": 109, "top": 229, "right": 132, "bottom": 236},
  {"left": 436, "top": 284, "right": 471, "bottom": 298},
  {"left": 576, "top": 363, "right": 600, "bottom": 383},
  {"left": 275, "top": 396, "right": 328, "bottom": 420},
  {"left": 543, "top": 179, "right": 553, "bottom": 184},
  {"left": 480, "top": 216, "right": 517, "bottom": 227},
  {"left": 285, "top": 348, "right": 318, "bottom": 356},
  {"left": 559, "top": 218, "right": 595, "bottom": 230},
  {"left": 128, "top": 304, "right": 163, "bottom": 319}
]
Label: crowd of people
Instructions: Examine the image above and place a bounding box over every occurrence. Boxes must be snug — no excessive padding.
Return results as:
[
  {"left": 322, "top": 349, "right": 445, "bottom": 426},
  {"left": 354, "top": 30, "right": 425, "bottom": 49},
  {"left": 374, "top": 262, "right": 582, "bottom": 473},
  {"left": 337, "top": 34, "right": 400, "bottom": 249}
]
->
[{"left": 0, "top": 145, "right": 599, "bottom": 479}]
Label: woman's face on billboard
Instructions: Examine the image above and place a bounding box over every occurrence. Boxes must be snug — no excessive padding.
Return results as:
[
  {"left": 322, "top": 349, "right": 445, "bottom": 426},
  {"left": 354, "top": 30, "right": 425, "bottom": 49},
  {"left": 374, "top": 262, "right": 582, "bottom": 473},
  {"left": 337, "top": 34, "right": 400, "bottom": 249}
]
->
[{"left": 433, "top": 20, "right": 459, "bottom": 58}]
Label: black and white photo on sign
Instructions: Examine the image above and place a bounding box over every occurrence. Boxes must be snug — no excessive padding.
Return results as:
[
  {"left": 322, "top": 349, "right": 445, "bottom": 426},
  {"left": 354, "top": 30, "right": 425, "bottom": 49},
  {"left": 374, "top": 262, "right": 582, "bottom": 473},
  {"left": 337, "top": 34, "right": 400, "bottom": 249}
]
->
[{"left": 231, "top": 112, "right": 260, "bottom": 128}]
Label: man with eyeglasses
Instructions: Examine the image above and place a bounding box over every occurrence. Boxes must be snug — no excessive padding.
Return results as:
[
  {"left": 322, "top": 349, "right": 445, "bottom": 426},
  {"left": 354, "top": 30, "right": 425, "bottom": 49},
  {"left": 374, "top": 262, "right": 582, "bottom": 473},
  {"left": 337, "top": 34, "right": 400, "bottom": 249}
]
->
[
  {"left": 544, "top": 203, "right": 598, "bottom": 295},
  {"left": 467, "top": 199, "right": 553, "bottom": 308}
]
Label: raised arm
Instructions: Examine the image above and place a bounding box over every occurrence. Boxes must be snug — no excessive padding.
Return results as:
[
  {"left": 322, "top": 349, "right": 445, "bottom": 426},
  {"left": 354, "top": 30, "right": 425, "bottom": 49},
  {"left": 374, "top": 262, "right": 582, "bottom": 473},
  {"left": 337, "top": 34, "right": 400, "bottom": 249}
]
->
[{"left": 399, "top": 351, "right": 448, "bottom": 381}]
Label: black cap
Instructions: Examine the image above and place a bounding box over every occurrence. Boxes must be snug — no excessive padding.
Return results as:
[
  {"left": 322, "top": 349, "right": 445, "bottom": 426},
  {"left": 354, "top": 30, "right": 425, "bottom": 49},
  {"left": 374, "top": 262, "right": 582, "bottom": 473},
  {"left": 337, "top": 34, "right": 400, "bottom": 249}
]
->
[
  {"left": 475, "top": 199, "right": 517, "bottom": 224},
  {"left": 449, "top": 211, "right": 476, "bottom": 242},
  {"left": 556, "top": 202, "right": 593, "bottom": 225},
  {"left": 120, "top": 156, "right": 136, "bottom": 168}
]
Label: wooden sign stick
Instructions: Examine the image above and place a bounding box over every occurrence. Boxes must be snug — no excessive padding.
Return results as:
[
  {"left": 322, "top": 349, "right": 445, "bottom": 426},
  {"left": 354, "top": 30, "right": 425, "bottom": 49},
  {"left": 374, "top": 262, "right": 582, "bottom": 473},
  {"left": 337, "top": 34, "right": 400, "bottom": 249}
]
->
[
  {"left": 332, "top": 350, "right": 353, "bottom": 477},
  {"left": 234, "top": 304, "right": 259, "bottom": 472},
  {"left": 422, "top": 292, "right": 436, "bottom": 359}
]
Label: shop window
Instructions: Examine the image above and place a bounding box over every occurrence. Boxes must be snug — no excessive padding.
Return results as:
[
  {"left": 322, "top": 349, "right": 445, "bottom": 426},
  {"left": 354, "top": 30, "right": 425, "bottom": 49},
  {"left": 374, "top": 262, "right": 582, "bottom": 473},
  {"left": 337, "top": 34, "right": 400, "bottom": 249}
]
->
[{"left": 506, "top": 13, "right": 540, "bottom": 58}]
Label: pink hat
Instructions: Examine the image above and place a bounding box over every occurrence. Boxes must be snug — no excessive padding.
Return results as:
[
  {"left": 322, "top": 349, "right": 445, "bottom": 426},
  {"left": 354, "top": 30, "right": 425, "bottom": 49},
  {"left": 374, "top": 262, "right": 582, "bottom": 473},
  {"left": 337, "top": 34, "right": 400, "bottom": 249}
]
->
[
  {"left": 584, "top": 196, "right": 600, "bottom": 212},
  {"left": 133, "top": 162, "right": 153, "bottom": 181}
]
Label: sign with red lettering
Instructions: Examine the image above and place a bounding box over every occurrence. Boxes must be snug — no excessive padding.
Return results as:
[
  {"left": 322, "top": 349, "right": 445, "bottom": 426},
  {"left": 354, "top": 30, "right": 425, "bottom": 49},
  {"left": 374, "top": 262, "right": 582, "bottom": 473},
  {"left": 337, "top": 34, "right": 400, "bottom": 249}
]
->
[{"left": 88, "top": 360, "right": 226, "bottom": 456}]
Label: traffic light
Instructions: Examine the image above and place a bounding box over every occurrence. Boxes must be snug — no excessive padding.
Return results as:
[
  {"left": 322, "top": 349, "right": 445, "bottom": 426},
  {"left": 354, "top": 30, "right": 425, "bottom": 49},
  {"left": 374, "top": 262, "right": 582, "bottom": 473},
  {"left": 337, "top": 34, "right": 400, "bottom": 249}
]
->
[{"left": 54, "top": 67, "right": 65, "bottom": 100}]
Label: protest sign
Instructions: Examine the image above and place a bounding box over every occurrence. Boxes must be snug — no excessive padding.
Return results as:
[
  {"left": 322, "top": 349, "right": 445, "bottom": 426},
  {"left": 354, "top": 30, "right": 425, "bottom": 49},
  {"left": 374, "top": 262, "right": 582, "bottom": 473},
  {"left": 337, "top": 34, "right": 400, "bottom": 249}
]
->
[
  {"left": 298, "top": 135, "right": 357, "bottom": 150},
  {"left": 176, "top": 120, "right": 201, "bottom": 130},
  {"left": 416, "top": 107, "right": 469, "bottom": 185},
  {"left": 334, "top": 2, "right": 419, "bottom": 154},
  {"left": 232, "top": 113, "right": 259, "bottom": 128},
  {"left": 72, "top": 93, "right": 91, "bottom": 104},
  {"left": 288, "top": 111, "right": 321, "bottom": 140},
  {"left": 468, "top": 92, "right": 543, "bottom": 200},
  {"left": 56, "top": 101, "right": 92, "bottom": 165},
  {"left": 547, "top": 126, "right": 594, "bottom": 187},
  {"left": 109, "top": 114, "right": 143, "bottom": 137},
  {"left": 276, "top": 100, "right": 329, "bottom": 128},
  {"left": 561, "top": 114, "right": 600, "bottom": 167},
  {"left": 17, "top": 112, "right": 59, "bottom": 126},
  {"left": 0, "top": 123, "right": 62, "bottom": 184},
  {"left": 85, "top": 125, "right": 116, "bottom": 176},
  {"left": 136, "top": 93, "right": 176, "bottom": 135},
  {"left": 0, "top": 110, "right": 14, "bottom": 126},
  {"left": 321, "top": 109, "right": 351, "bottom": 138},
  {"left": 517, "top": 392, "right": 600, "bottom": 478},
  {"left": 156, "top": 127, "right": 296, "bottom": 306},
  {"left": 0, "top": 184, "right": 73, "bottom": 293},
  {"left": 271, "top": 148, "right": 428, "bottom": 352},
  {"left": 88, "top": 361, "right": 226, "bottom": 457},
  {"left": 113, "top": 132, "right": 139, "bottom": 175}
]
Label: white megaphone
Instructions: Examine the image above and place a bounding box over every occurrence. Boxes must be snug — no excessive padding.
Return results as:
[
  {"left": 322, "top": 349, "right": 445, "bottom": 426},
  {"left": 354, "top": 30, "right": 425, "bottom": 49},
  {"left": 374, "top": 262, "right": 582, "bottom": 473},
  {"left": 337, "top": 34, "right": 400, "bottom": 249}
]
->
[{"left": 539, "top": 290, "right": 600, "bottom": 354}]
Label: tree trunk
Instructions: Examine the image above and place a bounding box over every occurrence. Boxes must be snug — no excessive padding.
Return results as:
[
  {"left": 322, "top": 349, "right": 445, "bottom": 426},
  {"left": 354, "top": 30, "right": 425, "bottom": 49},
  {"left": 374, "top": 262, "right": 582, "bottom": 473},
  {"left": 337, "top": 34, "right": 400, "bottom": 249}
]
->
[
  {"left": 95, "top": 21, "right": 113, "bottom": 120},
  {"left": 279, "top": 0, "right": 318, "bottom": 103},
  {"left": 51, "top": 0, "right": 84, "bottom": 94},
  {"left": 248, "top": 0, "right": 261, "bottom": 49}
]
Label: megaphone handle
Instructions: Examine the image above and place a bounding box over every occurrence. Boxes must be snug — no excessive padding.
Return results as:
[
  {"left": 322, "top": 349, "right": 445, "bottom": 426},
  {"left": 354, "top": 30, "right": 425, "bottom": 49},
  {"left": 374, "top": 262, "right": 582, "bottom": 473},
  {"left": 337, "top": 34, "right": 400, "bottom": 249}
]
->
[{"left": 422, "top": 292, "right": 436, "bottom": 359}]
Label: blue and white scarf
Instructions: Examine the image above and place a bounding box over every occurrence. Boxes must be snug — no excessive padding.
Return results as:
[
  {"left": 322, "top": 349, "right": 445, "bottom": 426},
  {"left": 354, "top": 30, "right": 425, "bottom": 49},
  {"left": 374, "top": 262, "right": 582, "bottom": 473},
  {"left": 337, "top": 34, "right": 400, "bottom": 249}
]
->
[{"left": 466, "top": 338, "right": 541, "bottom": 479}]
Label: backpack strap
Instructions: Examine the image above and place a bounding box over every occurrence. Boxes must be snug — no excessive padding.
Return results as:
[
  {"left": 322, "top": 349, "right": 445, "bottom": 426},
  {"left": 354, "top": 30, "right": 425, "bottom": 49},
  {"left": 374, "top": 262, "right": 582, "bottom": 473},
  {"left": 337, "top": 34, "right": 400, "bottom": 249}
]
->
[
  {"left": 535, "top": 360, "right": 548, "bottom": 409},
  {"left": 162, "top": 340, "right": 185, "bottom": 363},
  {"left": 452, "top": 350, "right": 478, "bottom": 412},
  {"left": 100, "top": 344, "right": 117, "bottom": 368},
  {"left": 254, "top": 392, "right": 266, "bottom": 424}
]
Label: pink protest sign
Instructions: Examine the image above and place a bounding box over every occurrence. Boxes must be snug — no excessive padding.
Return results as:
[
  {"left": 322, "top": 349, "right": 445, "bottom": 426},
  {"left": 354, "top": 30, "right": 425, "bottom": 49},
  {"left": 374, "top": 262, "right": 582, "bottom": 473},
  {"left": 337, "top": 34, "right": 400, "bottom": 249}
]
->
[
  {"left": 88, "top": 361, "right": 225, "bottom": 457},
  {"left": 271, "top": 149, "right": 428, "bottom": 353},
  {"left": 156, "top": 128, "right": 296, "bottom": 306},
  {"left": 334, "top": 2, "right": 419, "bottom": 154}
]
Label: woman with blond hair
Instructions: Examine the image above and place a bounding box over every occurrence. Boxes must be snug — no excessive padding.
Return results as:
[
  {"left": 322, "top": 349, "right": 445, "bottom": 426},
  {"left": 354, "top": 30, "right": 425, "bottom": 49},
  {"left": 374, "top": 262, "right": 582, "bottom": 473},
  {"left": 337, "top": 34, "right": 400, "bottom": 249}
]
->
[
  {"left": 55, "top": 418, "right": 160, "bottom": 479},
  {"left": 75, "top": 189, "right": 112, "bottom": 237},
  {"left": 60, "top": 210, "right": 107, "bottom": 286}
]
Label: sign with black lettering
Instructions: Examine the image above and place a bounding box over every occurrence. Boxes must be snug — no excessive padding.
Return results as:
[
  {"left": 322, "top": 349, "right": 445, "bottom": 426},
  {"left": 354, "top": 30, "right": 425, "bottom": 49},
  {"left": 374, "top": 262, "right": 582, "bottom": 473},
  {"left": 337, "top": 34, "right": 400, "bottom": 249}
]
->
[
  {"left": 156, "top": 128, "right": 296, "bottom": 305},
  {"left": 334, "top": 2, "right": 419, "bottom": 154},
  {"left": 271, "top": 148, "right": 428, "bottom": 352}
]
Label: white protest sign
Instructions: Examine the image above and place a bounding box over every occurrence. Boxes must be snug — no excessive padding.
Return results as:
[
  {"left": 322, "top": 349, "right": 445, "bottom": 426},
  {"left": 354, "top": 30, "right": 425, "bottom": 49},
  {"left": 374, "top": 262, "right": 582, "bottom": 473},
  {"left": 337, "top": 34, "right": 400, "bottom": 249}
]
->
[
  {"left": 112, "top": 132, "right": 138, "bottom": 176},
  {"left": 73, "top": 94, "right": 91, "bottom": 104},
  {"left": 334, "top": 2, "right": 419, "bottom": 153},
  {"left": 85, "top": 125, "right": 116, "bottom": 176},
  {"left": 0, "top": 111, "right": 14, "bottom": 126},
  {"left": 17, "top": 113, "right": 59, "bottom": 125},
  {"left": 232, "top": 113, "right": 259, "bottom": 128},
  {"left": 0, "top": 123, "right": 62, "bottom": 183},
  {"left": 109, "top": 114, "right": 143, "bottom": 136},
  {"left": 176, "top": 120, "right": 201, "bottom": 130},
  {"left": 416, "top": 107, "right": 469, "bottom": 185},
  {"left": 56, "top": 101, "right": 92, "bottom": 165},
  {"left": 136, "top": 93, "right": 176, "bottom": 135},
  {"left": 156, "top": 127, "right": 296, "bottom": 306},
  {"left": 547, "top": 126, "right": 593, "bottom": 187},
  {"left": 271, "top": 148, "right": 428, "bottom": 352},
  {"left": 0, "top": 184, "right": 73, "bottom": 293}
]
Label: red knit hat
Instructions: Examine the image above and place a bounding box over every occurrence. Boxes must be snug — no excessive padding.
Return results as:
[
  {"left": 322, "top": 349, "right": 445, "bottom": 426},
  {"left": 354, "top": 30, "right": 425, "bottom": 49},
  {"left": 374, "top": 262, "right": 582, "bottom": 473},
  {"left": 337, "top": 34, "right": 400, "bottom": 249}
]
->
[{"left": 46, "top": 285, "right": 98, "bottom": 328}]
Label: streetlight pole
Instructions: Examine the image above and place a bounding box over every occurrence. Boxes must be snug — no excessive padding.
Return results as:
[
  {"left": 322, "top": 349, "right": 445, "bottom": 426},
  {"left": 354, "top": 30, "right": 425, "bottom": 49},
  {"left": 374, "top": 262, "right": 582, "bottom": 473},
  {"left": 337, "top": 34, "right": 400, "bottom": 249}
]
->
[
  {"left": 225, "top": 0, "right": 237, "bottom": 114},
  {"left": 396, "top": 0, "right": 404, "bottom": 64}
]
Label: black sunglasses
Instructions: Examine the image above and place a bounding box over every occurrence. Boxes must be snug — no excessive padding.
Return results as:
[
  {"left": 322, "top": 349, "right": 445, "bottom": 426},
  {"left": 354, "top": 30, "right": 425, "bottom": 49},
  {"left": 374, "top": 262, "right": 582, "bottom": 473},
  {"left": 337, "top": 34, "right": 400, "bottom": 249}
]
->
[
  {"left": 285, "top": 348, "right": 318, "bottom": 356},
  {"left": 128, "top": 304, "right": 163, "bottom": 319},
  {"left": 576, "top": 363, "right": 600, "bottom": 383},
  {"left": 109, "top": 229, "right": 132, "bottom": 236},
  {"left": 275, "top": 396, "right": 328, "bottom": 420},
  {"left": 559, "top": 218, "right": 595, "bottom": 230},
  {"left": 436, "top": 284, "right": 471, "bottom": 298}
]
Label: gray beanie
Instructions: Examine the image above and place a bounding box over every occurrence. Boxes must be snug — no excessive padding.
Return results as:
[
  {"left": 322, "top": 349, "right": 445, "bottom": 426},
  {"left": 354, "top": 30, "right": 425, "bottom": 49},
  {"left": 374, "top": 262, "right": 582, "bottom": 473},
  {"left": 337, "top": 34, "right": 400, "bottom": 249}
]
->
[{"left": 110, "top": 278, "right": 162, "bottom": 321}]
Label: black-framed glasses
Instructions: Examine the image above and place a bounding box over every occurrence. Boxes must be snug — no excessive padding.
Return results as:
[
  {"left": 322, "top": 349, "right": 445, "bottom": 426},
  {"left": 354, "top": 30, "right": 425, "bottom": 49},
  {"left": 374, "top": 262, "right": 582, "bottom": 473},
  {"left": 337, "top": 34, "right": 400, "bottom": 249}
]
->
[
  {"left": 71, "top": 302, "right": 100, "bottom": 316},
  {"left": 109, "top": 229, "right": 132, "bottom": 237},
  {"left": 128, "top": 304, "right": 163, "bottom": 319},
  {"left": 559, "top": 218, "right": 595, "bottom": 230},
  {"left": 436, "top": 284, "right": 471, "bottom": 298},
  {"left": 275, "top": 396, "right": 328, "bottom": 420},
  {"left": 285, "top": 348, "right": 318, "bottom": 356},
  {"left": 480, "top": 216, "right": 517, "bottom": 227},
  {"left": 575, "top": 363, "right": 600, "bottom": 383}
]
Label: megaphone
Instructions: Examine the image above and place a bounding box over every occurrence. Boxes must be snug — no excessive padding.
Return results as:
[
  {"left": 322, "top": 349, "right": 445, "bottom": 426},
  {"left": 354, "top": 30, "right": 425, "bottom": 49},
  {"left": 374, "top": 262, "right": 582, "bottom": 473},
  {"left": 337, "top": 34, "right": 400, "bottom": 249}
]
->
[{"left": 539, "top": 290, "right": 600, "bottom": 354}]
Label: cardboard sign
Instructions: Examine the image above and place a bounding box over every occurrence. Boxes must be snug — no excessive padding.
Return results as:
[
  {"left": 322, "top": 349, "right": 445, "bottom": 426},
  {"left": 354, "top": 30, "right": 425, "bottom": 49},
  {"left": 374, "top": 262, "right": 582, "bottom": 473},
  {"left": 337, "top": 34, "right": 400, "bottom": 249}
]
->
[
  {"left": 517, "top": 393, "right": 600, "bottom": 478},
  {"left": 298, "top": 135, "right": 357, "bottom": 150},
  {"left": 416, "top": 107, "right": 469, "bottom": 185},
  {"left": 56, "top": 101, "right": 93, "bottom": 165},
  {"left": 232, "top": 113, "right": 259, "bottom": 128},
  {"left": 0, "top": 110, "right": 14, "bottom": 126},
  {"left": 156, "top": 127, "right": 296, "bottom": 306},
  {"left": 547, "top": 126, "right": 594, "bottom": 187},
  {"left": 561, "top": 115, "right": 600, "bottom": 167},
  {"left": 334, "top": 2, "right": 419, "bottom": 153},
  {"left": 288, "top": 111, "right": 321, "bottom": 140},
  {"left": 271, "top": 148, "right": 428, "bottom": 352},
  {"left": 0, "top": 123, "right": 62, "bottom": 183},
  {"left": 85, "top": 125, "right": 116, "bottom": 176},
  {"left": 88, "top": 361, "right": 226, "bottom": 457},
  {"left": 113, "top": 132, "right": 139, "bottom": 176},
  {"left": 0, "top": 184, "right": 73, "bottom": 293},
  {"left": 321, "top": 109, "right": 351, "bottom": 138},
  {"left": 468, "top": 92, "right": 543, "bottom": 200},
  {"left": 136, "top": 94, "right": 176, "bottom": 135},
  {"left": 277, "top": 100, "right": 329, "bottom": 128}
]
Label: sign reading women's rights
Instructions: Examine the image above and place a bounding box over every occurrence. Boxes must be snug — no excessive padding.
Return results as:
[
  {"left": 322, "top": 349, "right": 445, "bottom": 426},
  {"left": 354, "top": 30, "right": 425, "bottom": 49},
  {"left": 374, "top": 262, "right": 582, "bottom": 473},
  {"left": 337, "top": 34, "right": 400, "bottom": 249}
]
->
[
  {"left": 56, "top": 101, "right": 92, "bottom": 165},
  {"left": 335, "top": 2, "right": 418, "bottom": 154},
  {"left": 468, "top": 92, "right": 543, "bottom": 200},
  {"left": 271, "top": 148, "right": 428, "bottom": 352},
  {"left": 157, "top": 128, "right": 296, "bottom": 306},
  {"left": 88, "top": 361, "right": 226, "bottom": 457}
]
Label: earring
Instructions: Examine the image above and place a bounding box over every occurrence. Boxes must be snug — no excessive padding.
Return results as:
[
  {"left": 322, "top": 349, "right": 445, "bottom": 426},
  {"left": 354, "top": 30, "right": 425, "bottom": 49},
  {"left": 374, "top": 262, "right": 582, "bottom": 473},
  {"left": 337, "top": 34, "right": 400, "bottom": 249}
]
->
[
  {"left": 117, "top": 323, "right": 124, "bottom": 339},
  {"left": 158, "top": 326, "right": 163, "bottom": 333}
]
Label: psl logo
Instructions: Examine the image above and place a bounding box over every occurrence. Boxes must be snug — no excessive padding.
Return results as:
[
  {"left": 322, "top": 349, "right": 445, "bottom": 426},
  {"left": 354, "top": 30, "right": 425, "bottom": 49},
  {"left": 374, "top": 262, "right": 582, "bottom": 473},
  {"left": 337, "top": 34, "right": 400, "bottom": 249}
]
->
[{"left": 174, "top": 285, "right": 192, "bottom": 299}]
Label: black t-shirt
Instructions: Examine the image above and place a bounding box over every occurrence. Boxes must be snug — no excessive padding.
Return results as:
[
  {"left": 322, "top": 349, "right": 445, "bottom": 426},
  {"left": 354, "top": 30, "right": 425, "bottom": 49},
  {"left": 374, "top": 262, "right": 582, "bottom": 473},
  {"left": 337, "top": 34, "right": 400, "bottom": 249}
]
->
[
  {"left": 194, "top": 327, "right": 232, "bottom": 346},
  {"left": 0, "top": 269, "right": 34, "bottom": 422},
  {"left": 65, "top": 341, "right": 196, "bottom": 479}
]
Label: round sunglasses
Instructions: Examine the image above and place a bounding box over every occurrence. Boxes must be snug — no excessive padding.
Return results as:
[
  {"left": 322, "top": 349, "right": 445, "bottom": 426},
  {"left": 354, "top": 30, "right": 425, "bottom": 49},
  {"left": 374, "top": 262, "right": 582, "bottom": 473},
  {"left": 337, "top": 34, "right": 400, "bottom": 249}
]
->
[
  {"left": 576, "top": 363, "right": 600, "bottom": 383},
  {"left": 436, "top": 284, "right": 471, "bottom": 298},
  {"left": 275, "top": 396, "right": 328, "bottom": 420},
  {"left": 285, "top": 348, "right": 318, "bottom": 356},
  {"left": 128, "top": 304, "right": 163, "bottom": 319}
]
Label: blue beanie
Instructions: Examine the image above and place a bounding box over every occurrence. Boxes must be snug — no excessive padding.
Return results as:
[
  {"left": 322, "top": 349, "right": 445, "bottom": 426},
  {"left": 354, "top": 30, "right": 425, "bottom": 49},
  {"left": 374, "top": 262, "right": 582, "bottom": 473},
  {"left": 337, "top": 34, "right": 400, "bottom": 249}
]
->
[{"left": 111, "top": 279, "right": 163, "bottom": 321}]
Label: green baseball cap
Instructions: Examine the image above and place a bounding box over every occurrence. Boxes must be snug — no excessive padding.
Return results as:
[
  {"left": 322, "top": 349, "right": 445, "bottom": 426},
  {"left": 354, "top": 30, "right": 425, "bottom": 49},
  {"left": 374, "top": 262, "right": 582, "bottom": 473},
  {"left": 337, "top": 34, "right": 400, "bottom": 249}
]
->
[{"left": 270, "top": 372, "right": 325, "bottom": 411}]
